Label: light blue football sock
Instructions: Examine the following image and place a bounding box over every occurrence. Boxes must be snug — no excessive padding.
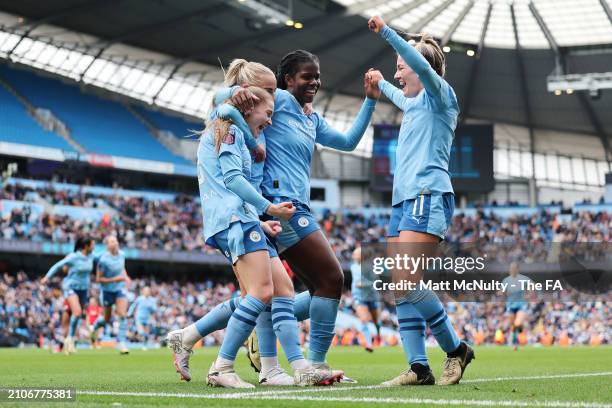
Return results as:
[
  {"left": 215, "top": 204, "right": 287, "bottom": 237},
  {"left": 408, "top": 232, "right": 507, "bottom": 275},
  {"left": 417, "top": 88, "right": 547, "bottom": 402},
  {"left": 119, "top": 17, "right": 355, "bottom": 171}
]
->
[
  {"left": 219, "top": 295, "right": 265, "bottom": 361},
  {"left": 255, "top": 304, "right": 277, "bottom": 357},
  {"left": 361, "top": 320, "right": 373, "bottom": 348},
  {"left": 194, "top": 297, "right": 240, "bottom": 337},
  {"left": 308, "top": 296, "right": 339, "bottom": 363},
  {"left": 294, "top": 291, "right": 311, "bottom": 321},
  {"left": 272, "top": 297, "right": 303, "bottom": 362},
  {"left": 396, "top": 300, "right": 428, "bottom": 366},
  {"left": 69, "top": 315, "right": 80, "bottom": 337},
  {"left": 407, "top": 289, "right": 460, "bottom": 353},
  {"left": 118, "top": 317, "right": 128, "bottom": 343}
]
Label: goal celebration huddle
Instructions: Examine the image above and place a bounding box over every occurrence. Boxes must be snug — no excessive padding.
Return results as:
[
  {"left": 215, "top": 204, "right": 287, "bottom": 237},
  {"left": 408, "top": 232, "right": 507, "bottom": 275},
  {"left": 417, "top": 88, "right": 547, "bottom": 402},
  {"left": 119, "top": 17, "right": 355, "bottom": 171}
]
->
[{"left": 163, "top": 15, "right": 473, "bottom": 388}]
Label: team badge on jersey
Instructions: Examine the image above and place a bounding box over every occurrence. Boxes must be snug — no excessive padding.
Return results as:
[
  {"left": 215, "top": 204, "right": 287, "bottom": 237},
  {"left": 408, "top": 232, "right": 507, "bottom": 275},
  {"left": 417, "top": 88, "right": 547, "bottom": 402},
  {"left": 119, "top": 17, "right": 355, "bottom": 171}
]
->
[
  {"left": 249, "top": 230, "right": 262, "bottom": 242},
  {"left": 305, "top": 118, "right": 315, "bottom": 128},
  {"left": 222, "top": 128, "right": 235, "bottom": 145},
  {"left": 298, "top": 217, "right": 310, "bottom": 227}
]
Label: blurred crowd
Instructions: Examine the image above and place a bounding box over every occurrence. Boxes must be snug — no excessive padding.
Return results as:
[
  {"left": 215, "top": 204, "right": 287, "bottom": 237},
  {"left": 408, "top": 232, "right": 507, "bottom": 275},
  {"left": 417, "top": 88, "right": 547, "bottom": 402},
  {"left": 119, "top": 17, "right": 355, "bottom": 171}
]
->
[
  {"left": 1, "top": 271, "right": 608, "bottom": 349},
  {"left": 2, "top": 182, "right": 610, "bottom": 262}
]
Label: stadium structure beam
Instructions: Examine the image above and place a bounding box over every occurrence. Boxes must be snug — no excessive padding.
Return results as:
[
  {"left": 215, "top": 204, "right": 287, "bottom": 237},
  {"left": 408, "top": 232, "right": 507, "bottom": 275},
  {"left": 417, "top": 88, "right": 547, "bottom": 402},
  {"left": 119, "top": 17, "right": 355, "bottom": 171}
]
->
[
  {"left": 318, "top": 0, "right": 433, "bottom": 109},
  {"left": 409, "top": 0, "right": 455, "bottom": 33},
  {"left": 383, "top": 0, "right": 430, "bottom": 22},
  {"left": 78, "top": 3, "right": 227, "bottom": 82},
  {"left": 6, "top": 0, "right": 123, "bottom": 58},
  {"left": 152, "top": 5, "right": 366, "bottom": 102},
  {"left": 460, "top": 1, "right": 492, "bottom": 123},
  {"left": 578, "top": 92, "right": 612, "bottom": 167},
  {"left": 314, "top": 0, "right": 428, "bottom": 55},
  {"left": 600, "top": 0, "right": 612, "bottom": 24},
  {"left": 441, "top": 0, "right": 474, "bottom": 46},
  {"left": 186, "top": 1, "right": 375, "bottom": 61},
  {"left": 530, "top": 1, "right": 610, "bottom": 165},
  {"left": 320, "top": 46, "right": 390, "bottom": 115},
  {"left": 511, "top": 4, "right": 537, "bottom": 206},
  {"left": 529, "top": 1, "right": 564, "bottom": 74}
]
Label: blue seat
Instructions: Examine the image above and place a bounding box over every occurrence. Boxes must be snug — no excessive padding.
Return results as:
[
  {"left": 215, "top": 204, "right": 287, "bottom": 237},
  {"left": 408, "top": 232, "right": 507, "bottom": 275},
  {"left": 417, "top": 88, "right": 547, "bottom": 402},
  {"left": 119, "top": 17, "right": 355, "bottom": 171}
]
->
[
  {"left": 133, "top": 105, "right": 201, "bottom": 139},
  {"left": 0, "top": 64, "right": 191, "bottom": 164},
  {"left": 0, "top": 81, "right": 73, "bottom": 150}
]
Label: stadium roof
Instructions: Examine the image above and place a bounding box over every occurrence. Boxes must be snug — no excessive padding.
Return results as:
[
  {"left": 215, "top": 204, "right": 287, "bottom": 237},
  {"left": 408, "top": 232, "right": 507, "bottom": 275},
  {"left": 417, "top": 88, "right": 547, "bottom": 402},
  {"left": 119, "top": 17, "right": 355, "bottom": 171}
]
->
[{"left": 0, "top": 0, "right": 610, "bottom": 158}]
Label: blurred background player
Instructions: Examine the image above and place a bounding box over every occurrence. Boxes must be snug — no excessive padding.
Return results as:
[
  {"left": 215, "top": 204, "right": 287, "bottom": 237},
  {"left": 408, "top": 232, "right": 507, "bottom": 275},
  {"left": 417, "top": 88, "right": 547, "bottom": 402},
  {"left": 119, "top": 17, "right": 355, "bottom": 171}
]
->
[
  {"left": 128, "top": 286, "right": 157, "bottom": 350},
  {"left": 502, "top": 262, "right": 531, "bottom": 351},
  {"left": 92, "top": 235, "right": 131, "bottom": 354},
  {"left": 350, "top": 246, "right": 381, "bottom": 352},
  {"left": 86, "top": 296, "right": 101, "bottom": 347},
  {"left": 41, "top": 236, "right": 95, "bottom": 354}
]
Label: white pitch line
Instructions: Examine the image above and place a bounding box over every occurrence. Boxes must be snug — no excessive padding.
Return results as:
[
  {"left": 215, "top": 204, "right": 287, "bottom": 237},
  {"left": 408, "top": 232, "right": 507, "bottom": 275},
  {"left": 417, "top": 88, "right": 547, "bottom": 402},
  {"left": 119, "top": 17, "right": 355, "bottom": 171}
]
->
[
  {"left": 462, "top": 371, "right": 612, "bottom": 384},
  {"left": 77, "top": 371, "right": 612, "bottom": 405},
  {"left": 77, "top": 391, "right": 612, "bottom": 408}
]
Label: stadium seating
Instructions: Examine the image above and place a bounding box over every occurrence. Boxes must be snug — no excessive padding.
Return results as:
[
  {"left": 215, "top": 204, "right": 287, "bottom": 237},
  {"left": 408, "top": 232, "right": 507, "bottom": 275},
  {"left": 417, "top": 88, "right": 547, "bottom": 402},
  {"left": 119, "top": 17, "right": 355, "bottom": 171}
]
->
[
  {"left": 132, "top": 105, "right": 201, "bottom": 139},
  {"left": 0, "top": 81, "right": 74, "bottom": 151},
  {"left": 0, "top": 64, "right": 191, "bottom": 164}
]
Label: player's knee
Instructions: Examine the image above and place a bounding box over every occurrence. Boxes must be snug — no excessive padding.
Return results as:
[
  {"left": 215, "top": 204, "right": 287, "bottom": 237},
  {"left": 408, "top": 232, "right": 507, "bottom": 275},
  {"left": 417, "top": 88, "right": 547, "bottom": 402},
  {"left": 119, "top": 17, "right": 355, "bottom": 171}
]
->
[{"left": 252, "top": 281, "right": 274, "bottom": 304}]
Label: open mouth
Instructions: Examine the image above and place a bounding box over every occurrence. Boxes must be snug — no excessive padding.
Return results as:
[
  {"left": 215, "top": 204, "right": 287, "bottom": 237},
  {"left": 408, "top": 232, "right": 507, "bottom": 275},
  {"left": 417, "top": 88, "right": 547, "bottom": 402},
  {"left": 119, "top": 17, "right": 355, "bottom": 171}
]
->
[{"left": 305, "top": 88, "right": 317, "bottom": 96}]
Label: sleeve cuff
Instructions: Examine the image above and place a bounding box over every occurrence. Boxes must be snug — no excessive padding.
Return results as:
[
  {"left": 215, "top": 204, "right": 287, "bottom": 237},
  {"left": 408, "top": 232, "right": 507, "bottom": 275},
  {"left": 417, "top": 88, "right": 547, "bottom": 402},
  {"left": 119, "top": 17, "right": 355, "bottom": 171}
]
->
[{"left": 364, "top": 97, "right": 377, "bottom": 106}]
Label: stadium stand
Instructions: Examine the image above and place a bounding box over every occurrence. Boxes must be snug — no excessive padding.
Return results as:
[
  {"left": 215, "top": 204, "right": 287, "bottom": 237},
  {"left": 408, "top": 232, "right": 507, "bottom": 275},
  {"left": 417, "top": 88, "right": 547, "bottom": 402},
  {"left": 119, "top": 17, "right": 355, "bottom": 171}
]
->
[
  {"left": 0, "top": 178, "right": 610, "bottom": 257},
  {"left": 131, "top": 105, "right": 201, "bottom": 139},
  {"left": 1, "top": 272, "right": 608, "bottom": 349},
  {"left": 0, "top": 80, "right": 74, "bottom": 151},
  {"left": 0, "top": 64, "right": 191, "bottom": 164}
]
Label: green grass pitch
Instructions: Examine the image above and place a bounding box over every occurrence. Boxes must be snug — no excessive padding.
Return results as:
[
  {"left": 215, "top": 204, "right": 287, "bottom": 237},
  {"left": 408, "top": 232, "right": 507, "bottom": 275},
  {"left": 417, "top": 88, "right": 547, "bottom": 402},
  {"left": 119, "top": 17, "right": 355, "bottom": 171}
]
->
[{"left": 0, "top": 346, "right": 610, "bottom": 407}]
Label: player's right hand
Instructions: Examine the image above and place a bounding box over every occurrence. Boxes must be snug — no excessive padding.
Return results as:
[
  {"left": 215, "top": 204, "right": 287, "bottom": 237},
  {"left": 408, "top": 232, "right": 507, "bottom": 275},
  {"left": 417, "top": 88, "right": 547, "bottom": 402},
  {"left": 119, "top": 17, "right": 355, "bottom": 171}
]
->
[
  {"left": 368, "top": 16, "right": 385, "bottom": 33},
  {"left": 231, "top": 87, "right": 259, "bottom": 113},
  {"left": 266, "top": 202, "right": 295, "bottom": 221}
]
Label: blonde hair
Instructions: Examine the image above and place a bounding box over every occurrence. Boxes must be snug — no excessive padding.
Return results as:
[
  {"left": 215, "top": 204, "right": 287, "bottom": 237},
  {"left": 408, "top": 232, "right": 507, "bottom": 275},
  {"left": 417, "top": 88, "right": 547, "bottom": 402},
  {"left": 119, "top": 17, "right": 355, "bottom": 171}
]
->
[
  {"left": 207, "top": 86, "right": 273, "bottom": 152},
  {"left": 224, "top": 58, "right": 275, "bottom": 87},
  {"left": 399, "top": 32, "right": 445, "bottom": 77}
]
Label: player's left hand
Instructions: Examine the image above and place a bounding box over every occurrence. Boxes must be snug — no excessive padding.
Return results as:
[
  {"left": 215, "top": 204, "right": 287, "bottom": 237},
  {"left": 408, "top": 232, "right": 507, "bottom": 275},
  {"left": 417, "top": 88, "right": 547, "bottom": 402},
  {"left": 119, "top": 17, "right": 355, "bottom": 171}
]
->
[
  {"left": 252, "top": 144, "right": 266, "bottom": 162},
  {"left": 368, "top": 16, "right": 385, "bottom": 33},
  {"left": 365, "top": 68, "right": 382, "bottom": 99},
  {"left": 261, "top": 220, "right": 282, "bottom": 237}
]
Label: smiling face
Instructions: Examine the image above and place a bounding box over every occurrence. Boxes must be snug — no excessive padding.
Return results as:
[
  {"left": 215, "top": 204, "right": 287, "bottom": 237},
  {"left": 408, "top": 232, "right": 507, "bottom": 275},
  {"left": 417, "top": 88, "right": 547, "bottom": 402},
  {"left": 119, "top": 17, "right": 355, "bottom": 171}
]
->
[
  {"left": 245, "top": 95, "right": 274, "bottom": 137},
  {"left": 394, "top": 55, "right": 424, "bottom": 97},
  {"left": 284, "top": 61, "right": 321, "bottom": 106}
]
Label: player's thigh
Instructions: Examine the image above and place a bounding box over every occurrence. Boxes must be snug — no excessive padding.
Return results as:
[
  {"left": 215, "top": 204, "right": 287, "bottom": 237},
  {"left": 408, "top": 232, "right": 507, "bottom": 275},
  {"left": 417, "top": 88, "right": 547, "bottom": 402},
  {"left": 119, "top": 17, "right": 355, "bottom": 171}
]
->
[
  {"left": 270, "top": 256, "right": 294, "bottom": 297},
  {"left": 235, "top": 250, "right": 273, "bottom": 302},
  {"left": 515, "top": 310, "right": 527, "bottom": 326},
  {"left": 283, "top": 230, "right": 343, "bottom": 290},
  {"left": 66, "top": 294, "right": 82, "bottom": 315},
  {"left": 115, "top": 297, "right": 128, "bottom": 317},
  {"left": 355, "top": 304, "right": 372, "bottom": 322}
]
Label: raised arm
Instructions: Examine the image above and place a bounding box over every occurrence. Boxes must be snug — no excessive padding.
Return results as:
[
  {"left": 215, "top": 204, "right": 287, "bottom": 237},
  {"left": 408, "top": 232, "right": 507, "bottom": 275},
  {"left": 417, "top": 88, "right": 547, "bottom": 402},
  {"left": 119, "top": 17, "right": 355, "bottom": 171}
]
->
[
  {"left": 315, "top": 98, "right": 376, "bottom": 151},
  {"left": 213, "top": 86, "right": 238, "bottom": 107},
  {"left": 43, "top": 254, "right": 74, "bottom": 281},
  {"left": 369, "top": 16, "right": 445, "bottom": 103}
]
